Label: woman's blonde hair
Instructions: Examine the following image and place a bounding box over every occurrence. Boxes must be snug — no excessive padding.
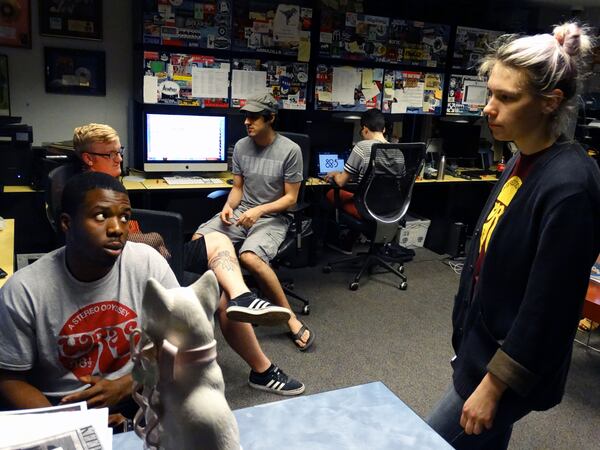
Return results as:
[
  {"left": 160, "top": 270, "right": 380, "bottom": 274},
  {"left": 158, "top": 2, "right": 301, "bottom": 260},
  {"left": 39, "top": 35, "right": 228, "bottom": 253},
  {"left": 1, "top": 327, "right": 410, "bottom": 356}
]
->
[
  {"left": 73, "top": 123, "right": 119, "bottom": 156},
  {"left": 479, "top": 22, "right": 594, "bottom": 135}
]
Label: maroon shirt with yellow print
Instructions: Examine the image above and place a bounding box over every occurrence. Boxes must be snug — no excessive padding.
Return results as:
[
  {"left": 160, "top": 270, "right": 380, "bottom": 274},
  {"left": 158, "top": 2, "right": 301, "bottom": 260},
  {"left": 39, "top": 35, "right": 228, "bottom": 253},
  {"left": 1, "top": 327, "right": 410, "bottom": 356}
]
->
[{"left": 474, "top": 148, "right": 551, "bottom": 282}]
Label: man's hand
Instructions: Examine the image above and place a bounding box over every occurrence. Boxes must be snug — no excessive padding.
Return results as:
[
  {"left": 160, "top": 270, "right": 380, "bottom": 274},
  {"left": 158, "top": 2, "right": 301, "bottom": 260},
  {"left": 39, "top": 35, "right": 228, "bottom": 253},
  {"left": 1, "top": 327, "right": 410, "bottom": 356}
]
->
[
  {"left": 220, "top": 204, "right": 235, "bottom": 225},
  {"left": 60, "top": 375, "right": 133, "bottom": 409},
  {"left": 324, "top": 172, "right": 338, "bottom": 183},
  {"left": 460, "top": 372, "right": 507, "bottom": 435},
  {"left": 236, "top": 206, "right": 264, "bottom": 229}
]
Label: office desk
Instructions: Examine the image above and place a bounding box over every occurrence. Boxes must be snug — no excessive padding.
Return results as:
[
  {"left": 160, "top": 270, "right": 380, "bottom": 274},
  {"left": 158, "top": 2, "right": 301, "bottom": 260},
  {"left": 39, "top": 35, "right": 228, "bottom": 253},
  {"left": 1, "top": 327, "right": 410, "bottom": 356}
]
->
[
  {"left": 113, "top": 382, "right": 451, "bottom": 450},
  {"left": 0, "top": 219, "right": 15, "bottom": 288}
]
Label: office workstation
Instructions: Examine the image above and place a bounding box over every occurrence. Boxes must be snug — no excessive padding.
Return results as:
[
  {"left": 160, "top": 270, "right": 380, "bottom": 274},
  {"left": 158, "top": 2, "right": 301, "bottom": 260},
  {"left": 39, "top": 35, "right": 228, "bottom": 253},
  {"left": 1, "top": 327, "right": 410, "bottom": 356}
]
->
[{"left": 1, "top": 1, "right": 600, "bottom": 449}]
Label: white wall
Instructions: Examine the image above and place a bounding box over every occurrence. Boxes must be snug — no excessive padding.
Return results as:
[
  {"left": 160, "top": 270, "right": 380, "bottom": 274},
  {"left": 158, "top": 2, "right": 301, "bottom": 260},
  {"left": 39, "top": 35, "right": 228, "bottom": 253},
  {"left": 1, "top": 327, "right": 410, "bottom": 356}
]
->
[{"left": 1, "top": 0, "right": 132, "bottom": 154}]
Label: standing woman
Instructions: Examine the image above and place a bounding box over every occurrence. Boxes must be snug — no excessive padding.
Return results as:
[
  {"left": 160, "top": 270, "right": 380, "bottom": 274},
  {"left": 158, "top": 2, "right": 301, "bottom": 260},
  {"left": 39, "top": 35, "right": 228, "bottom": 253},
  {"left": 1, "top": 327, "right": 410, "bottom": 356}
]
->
[{"left": 427, "top": 23, "right": 600, "bottom": 449}]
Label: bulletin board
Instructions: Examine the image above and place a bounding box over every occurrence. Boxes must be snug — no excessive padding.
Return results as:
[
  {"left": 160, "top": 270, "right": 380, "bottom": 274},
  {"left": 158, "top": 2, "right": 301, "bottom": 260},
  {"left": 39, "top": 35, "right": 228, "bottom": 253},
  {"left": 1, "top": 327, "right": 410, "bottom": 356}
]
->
[
  {"left": 143, "top": 0, "right": 231, "bottom": 50},
  {"left": 232, "top": 1, "right": 312, "bottom": 56},
  {"left": 231, "top": 59, "right": 309, "bottom": 109},
  {"left": 446, "top": 74, "right": 488, "bottom": 116},
  {"left": 452, "top": 26, "right": 503, "bottom": 70},
  {"left": 381, "top": 71, "right": 443, "bottom": 115},
  {"left": 314, "top": 64, "right": 383, "bottom": 112},
  {"left": 319, "top": 11, "right": 450, "bottom": 68},
  {"left": 143, "top": 51, "right": 230, "bottom": 107}
]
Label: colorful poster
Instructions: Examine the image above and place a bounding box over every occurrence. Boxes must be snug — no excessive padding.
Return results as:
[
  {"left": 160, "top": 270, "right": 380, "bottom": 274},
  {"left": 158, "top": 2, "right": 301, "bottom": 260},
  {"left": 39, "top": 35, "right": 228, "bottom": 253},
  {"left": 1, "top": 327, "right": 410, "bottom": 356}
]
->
[
  {"left": 143, "top": 0, "right": 231, "bottom": 50},
  {"left": 231, "top": 59, "right": 308, "bottom": 110},
  {"left": 232, "top": 1, "right": 312, "bottom": 56},
  {"left": 319, "top": 10, "right": 449, "bottom": 67},
  {"left": 314, "top": 64, "right": 383, "bottom": 112},
  {"left": 382, "top": 71, "right": 443, "bottom": 115},
  {"left": 453, "top": 26, "right": 504, "bottom": 70},
  {"left": 446, "top": 74, "right": 488, "bottom": 116},
  {"left": 143, "top": 51, "right": 230, "bottom": 107}
]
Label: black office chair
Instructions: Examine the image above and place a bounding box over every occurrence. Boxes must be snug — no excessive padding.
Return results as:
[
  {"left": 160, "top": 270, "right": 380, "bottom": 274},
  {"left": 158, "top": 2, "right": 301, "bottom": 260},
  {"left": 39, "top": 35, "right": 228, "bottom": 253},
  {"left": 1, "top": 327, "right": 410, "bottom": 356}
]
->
[
  {"left": 46, "top": 162, "right": 83, "bottom": 233},
  {"left": 130, "top": 208, "right": 185, "bottom": 284},
  {"left": 271, "top": 131, "right": 313, "bottom": 315},
  {"left": 323, "top": 142, "right": 426, "bottom": 291}
]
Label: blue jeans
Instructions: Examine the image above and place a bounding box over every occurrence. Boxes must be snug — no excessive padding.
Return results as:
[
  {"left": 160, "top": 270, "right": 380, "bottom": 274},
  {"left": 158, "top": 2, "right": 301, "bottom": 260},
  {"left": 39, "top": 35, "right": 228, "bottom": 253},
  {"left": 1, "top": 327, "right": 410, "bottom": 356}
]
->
[{"left": 426, "top": 384, "right": 531, "bottom": 450}]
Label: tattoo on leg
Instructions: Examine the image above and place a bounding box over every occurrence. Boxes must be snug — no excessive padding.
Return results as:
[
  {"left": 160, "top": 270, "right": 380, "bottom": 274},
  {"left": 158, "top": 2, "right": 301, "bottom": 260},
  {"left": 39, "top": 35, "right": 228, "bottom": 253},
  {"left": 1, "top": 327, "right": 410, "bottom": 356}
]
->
[{"left": 209, "top": 250, "right": 240, "bottom": 272}]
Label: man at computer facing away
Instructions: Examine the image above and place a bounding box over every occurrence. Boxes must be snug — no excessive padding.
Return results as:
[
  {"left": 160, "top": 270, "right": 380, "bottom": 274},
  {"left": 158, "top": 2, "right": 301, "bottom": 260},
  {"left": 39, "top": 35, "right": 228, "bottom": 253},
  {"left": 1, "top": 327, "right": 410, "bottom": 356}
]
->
[
  {"left": 194, "top": 93, "right": 315, "bottom": 351},
  {"left": 323, "top": 108, "right": 402, "bottom": 218},
  {"left": 63, "top": 124, "right": 305, "bottom": 395}
]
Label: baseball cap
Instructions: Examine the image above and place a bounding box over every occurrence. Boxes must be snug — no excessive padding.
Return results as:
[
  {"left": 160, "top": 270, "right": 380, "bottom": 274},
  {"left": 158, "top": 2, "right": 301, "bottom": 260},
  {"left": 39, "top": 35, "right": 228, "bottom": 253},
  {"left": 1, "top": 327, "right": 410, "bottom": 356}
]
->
[{"left": 240, "top": 93, "right": 278, "bottom": 113}]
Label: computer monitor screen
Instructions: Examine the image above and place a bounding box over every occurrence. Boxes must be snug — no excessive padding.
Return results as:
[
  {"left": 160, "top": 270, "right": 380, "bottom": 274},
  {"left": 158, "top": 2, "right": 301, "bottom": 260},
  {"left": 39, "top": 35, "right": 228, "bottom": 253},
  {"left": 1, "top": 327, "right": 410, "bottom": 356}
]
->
[
  {"left": 437, "top": 118, "right": 481, "bottom": 166},
  {"left": 317, "top": 152, "right": 345, "bottom": 176},
  {"left": 143, "top": 110, "right": 227, "bottom": 173}
]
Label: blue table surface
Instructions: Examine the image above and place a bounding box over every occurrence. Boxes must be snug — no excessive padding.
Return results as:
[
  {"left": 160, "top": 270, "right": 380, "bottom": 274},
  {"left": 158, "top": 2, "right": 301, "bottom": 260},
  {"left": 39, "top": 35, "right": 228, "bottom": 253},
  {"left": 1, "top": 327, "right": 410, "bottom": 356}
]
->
[{"left": 113, "top": 381, "right": 451, "bottom": 449}]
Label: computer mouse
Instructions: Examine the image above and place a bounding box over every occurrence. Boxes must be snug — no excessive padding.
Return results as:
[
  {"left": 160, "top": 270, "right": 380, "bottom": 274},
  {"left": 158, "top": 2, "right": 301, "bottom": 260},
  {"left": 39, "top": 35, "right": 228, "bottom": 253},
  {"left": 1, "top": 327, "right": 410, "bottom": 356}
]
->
[{"left": 226, "top": 179, "right": 234, "bottom": 185}]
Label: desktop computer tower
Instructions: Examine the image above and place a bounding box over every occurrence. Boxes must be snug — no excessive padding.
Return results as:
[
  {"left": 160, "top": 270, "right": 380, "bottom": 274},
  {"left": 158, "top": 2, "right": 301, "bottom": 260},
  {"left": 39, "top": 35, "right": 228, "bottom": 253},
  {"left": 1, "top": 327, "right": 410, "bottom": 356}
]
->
[
  {"left": 424, "top": 220, "right": 467, "bottom": 258},
  {"left": 0, "top": 124, "right": 33, "bottom": 187}
]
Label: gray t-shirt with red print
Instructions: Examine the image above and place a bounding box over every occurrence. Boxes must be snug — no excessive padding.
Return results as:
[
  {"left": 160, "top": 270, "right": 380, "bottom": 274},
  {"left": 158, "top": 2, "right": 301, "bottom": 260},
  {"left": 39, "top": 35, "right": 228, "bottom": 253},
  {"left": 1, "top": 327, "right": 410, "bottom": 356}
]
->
[{"left": 0, "top": 242, "right": 178, "bottom": 398}]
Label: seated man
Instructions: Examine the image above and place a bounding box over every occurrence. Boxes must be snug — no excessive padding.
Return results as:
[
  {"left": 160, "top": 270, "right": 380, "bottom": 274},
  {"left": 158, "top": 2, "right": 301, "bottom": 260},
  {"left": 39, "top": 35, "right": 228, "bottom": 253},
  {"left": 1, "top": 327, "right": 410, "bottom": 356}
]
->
[
  {"left": 194, "top": 93, "right": 315, "bottom": 351},
  {"left": 72, "top": 123, "right": 290, "bottom": 326},
  {"left": 324, "top": 108, "right": 402, "bottom": 219}
]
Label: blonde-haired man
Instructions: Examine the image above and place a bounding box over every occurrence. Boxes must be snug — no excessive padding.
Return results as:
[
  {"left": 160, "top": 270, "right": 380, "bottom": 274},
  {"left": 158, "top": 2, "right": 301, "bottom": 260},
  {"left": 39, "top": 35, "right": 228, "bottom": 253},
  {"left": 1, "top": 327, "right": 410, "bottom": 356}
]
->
[{"left": 73, "top": 123, "right": 123, "bottom": 178}]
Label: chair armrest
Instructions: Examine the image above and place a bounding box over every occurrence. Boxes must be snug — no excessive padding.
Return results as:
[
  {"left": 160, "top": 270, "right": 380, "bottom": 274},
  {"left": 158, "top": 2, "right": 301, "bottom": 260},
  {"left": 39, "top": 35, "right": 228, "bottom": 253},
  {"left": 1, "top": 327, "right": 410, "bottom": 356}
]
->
[{"left": 288, "top": 201, "right": 310, "bottom": 214}]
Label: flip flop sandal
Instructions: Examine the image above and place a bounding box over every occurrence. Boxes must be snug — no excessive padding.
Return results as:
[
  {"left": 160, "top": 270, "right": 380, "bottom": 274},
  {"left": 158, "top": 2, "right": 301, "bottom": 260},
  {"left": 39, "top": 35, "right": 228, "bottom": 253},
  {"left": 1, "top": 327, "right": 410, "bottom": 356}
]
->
[
  {"left": 289, "top": 322, "right": 315, "bottom": 352},
  {"left": 578, "top": 318, "right": 599, "bottom": 332}
]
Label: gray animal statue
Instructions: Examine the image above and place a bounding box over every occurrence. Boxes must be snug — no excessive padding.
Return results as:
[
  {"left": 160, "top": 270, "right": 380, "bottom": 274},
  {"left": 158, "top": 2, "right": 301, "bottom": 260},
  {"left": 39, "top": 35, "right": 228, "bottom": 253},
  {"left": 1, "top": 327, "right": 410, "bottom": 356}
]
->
[{"left": 130, "top": 271, "right": 240, "bottom": 450}]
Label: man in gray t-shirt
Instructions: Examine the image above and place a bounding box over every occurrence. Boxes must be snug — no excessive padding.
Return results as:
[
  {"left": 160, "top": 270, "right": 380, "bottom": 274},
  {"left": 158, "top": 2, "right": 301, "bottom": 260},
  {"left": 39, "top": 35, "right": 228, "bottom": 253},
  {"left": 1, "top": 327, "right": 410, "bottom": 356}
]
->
[
  {"left": 195, "top": 93, "right": 315, "bottom": 351},
  {"left": 0, "top": 173, "right": 178, "bottom": 423}
]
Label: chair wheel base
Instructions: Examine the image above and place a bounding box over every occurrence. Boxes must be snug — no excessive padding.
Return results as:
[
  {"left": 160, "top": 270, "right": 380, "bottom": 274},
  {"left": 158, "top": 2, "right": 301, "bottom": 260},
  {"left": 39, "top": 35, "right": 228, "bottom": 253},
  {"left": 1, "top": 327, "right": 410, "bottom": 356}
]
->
[
  {"left": 302, "top": 305, "right": 310, "bottom": 315},
  {"left": 322, "top": 265, "right": 332, "bottom": 274},
  {"left": 399, "top": 282, "right": 408, "bottom": 290},
  {"left": 349, "top": 282, "right": 359, "bottom": 291}
]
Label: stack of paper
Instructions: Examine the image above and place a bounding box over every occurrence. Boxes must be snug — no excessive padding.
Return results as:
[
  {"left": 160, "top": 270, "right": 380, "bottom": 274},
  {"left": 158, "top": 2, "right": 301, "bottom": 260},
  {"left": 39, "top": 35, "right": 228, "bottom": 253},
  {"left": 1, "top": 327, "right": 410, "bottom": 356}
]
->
[{"left": 0, "top": 402, "right": 112, "bottom": 450}]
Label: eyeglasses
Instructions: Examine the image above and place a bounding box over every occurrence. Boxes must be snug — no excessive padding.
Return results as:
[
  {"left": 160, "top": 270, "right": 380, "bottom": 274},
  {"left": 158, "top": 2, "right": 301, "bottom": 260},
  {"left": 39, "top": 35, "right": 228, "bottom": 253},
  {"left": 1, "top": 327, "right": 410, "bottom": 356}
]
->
[{"left": 85, "top": 147, "right": 124, "bottom": 162}]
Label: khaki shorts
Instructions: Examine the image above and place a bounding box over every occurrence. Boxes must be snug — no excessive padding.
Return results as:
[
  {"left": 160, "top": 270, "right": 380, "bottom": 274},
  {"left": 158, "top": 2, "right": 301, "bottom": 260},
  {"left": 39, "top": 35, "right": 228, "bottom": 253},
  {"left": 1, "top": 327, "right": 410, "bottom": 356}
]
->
[{"left": 196, "top": 207, "right": 290, "bottom": 263}]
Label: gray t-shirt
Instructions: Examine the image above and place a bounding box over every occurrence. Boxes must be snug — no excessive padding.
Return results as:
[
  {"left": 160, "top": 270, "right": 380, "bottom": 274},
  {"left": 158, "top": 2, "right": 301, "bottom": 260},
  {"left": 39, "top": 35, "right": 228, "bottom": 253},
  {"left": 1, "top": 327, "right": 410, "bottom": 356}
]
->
[
  {"left": 232, "top": 133, "right": 303, "bottom": 213},
  {"left": 0, "top": 242, "right": 178, "bottom": 398}
]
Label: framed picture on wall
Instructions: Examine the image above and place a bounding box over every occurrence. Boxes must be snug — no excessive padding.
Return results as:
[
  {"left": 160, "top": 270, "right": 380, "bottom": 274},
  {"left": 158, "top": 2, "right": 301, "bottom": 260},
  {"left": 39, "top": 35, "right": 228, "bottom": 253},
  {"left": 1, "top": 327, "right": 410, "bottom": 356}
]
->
[
  {"left": 39, "top": 0, "right": 103, "bottom": 40},
  {"left": 44, "top": 47, "right": 106, "bottom": 96},
  {"left": 0, "top": 54, "right": 10, "bottom": 115},
  {"left": 0, "top": 0, "right": 31, "bottom": 48}
]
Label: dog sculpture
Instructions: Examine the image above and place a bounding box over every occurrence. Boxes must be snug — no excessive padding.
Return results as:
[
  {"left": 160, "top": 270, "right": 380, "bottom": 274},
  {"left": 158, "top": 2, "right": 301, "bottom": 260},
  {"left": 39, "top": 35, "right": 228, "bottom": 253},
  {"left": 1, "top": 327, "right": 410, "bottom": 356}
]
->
[{"left": 131, "top": 271, "right": 240, "bottom": 450}]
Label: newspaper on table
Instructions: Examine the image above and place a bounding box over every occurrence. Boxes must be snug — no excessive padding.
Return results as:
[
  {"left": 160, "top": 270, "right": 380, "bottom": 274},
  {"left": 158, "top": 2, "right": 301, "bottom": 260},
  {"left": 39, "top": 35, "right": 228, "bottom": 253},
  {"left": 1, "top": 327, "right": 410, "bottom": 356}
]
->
[{"left": 0, "top": 405, "right": 112, "bottom": 450}]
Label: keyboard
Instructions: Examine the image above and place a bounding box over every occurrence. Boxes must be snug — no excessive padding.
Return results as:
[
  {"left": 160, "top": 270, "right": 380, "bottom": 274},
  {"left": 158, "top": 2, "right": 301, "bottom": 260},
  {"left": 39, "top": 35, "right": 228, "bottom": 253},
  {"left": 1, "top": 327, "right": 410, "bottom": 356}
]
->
[{"left": 163, "top": 176, "right": 224, "bottom": 185}]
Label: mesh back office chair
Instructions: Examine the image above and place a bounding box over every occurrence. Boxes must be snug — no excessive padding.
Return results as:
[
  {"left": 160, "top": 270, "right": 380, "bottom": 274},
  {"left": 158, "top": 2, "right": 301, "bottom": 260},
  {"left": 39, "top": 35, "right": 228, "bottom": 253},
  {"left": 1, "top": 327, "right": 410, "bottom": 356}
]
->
[
  {"left": 46, "top": 164, "right": 185, "bottom": 283},
  {"left": 323, "top": 142, "right": 426, "bottom": 291}
]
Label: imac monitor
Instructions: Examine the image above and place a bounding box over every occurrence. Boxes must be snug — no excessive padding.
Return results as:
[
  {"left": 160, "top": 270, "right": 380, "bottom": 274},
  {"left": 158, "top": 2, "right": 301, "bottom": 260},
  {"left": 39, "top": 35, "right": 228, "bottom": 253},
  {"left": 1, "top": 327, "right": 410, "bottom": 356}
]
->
[{"left": 143, "top": 111, "right": 227, "bottom": 172}]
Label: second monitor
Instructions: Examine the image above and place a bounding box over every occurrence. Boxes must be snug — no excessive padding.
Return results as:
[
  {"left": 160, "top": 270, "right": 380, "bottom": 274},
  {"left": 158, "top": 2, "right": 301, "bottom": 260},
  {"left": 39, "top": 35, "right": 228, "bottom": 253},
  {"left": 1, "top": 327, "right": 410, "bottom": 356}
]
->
[{"left": 143, "top": 107, "right": 228, "bottom": 173}]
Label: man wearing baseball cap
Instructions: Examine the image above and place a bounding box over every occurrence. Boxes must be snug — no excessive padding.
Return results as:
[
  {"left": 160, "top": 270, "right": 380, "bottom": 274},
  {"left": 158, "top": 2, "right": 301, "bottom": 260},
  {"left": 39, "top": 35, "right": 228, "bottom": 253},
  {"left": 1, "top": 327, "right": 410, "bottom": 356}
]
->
[{"left": 193, "top": 93, "right": 315, "bottom": 351}]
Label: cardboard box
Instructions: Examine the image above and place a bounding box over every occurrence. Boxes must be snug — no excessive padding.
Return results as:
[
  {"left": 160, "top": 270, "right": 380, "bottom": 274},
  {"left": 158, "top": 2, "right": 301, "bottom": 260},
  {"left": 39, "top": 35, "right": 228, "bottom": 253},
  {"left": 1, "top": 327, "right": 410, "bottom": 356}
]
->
[{"left": 398, "top": 214, "right": 431, "bottom": 248}]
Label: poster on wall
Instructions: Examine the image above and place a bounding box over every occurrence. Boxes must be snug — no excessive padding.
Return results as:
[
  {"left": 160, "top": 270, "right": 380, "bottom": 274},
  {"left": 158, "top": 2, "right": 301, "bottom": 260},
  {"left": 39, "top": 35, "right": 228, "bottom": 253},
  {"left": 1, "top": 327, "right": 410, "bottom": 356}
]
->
[
  {"left": 231, "top": 59, "right": 308, "bottom": 110},
  {"left": 0, "top": 0, "right": 31, "bottom": 48},
  {"left": 232, "top": 0, "right": 312, "bottom": 57},
  {"left": 39, "top": 0, "right": 102, "bottom": 40},
  {"left": 453, "top": 26, "right": 503, "bottom": 70},
  {"left": 446, "top": 74, "right": 488, "bottom": 116},
  {"left": 319, "top": 10, "right": 449, "bottom": 68},
  {"left": 44, "top": 47, "right": 106, "bottom": 96},
  {"left": 314, "top": 64, "right": 382, "bottom": 112},
  {"left": 382, "top": 70, "right": 443, "bottom": 115},
  {"left": 143, "top": 0, "right": 231, "bottom": 49},
  {"left": 143, "top": 51, "right": 230, "bottom": 107}
]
